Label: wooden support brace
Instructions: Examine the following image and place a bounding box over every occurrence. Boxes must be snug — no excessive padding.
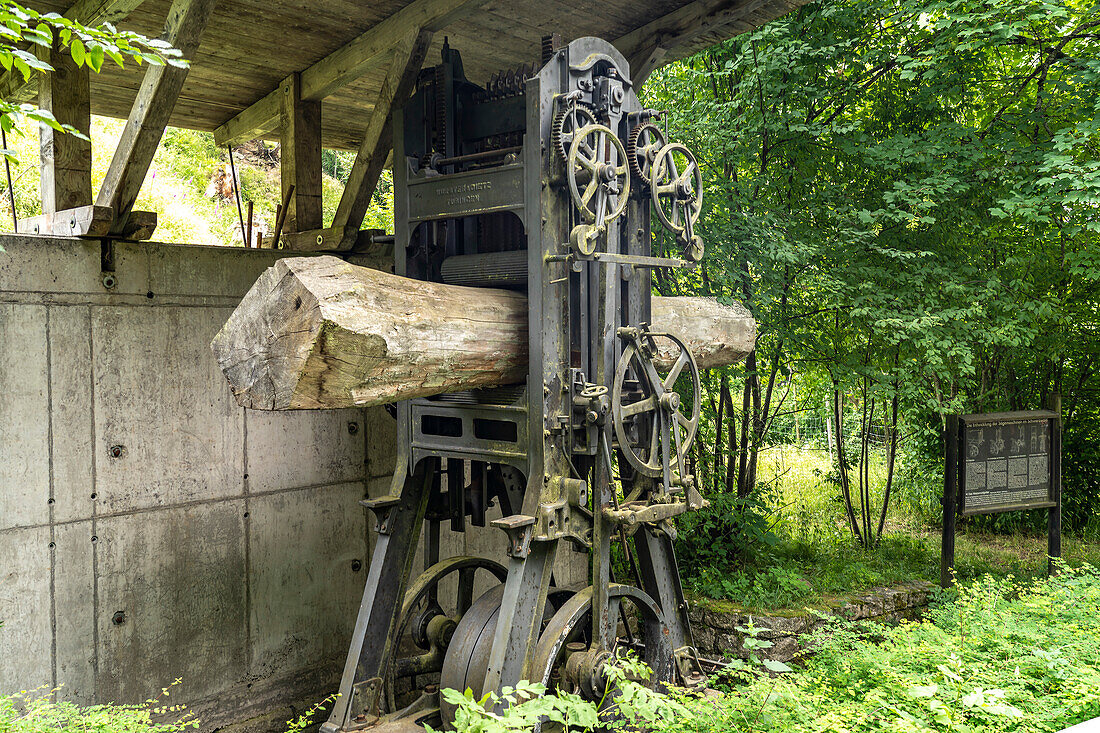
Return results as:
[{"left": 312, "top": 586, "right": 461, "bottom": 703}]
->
[
  {"left": 19, "top": 205, "right": 157, "bottom": 239},
  {"left": 626, "top": 44, "right": 667, "bottom": 90},
  {"left": 279, "top": 73, "right": 323, "bottom": 234},
  {"left": 212, "top": 0, "right": 486, "bottom": 147},
  {"left": 95, "top": 0, "right": 217, "bottom": 235},
  {"left": 330, "top": 28, "right": 432, "bottom": 245},
  {"left": 37, "top": 42, "right": 91, "bottom": 214}
]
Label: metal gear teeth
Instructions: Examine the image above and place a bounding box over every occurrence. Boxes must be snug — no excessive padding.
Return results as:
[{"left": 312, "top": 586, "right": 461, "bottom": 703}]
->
[{"left": 551, "top": 101, "right": 597, "bottom": 162}]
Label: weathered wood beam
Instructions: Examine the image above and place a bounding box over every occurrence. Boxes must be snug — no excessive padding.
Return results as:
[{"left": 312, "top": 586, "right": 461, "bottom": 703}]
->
[
  {"left": 0, "top": 0, "right": 148, "bottom": 103},
  {"left": 210, "top": 256, "right": 757, "bottom": 411},
  {"left": 330, "top": 28, "right": 431, "bottom": 242},
  {"left": 95, "top": 0, "right": 216, "bottom": 235},
  {"left": 615, "top": 0, "right": 776, "bottom": 82},
  {"left": 38, "top": 43, "right": 91, "bottom": 214},
  {"left": 19, "top": 205, "right": 156, "bottom": 238},
  {"left": 280, "top": 72, "right": 322, "bottom": 233},
  {"left": 212, "top": 0, "right": 486, "bottom": 147}
]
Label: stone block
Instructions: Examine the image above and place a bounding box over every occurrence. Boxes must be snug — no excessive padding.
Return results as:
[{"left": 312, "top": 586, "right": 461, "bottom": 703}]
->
[
  {"left": 244, "top": 408, "right": 366, "bottom": 494},
  {"left": 49, "top": 307, "right": 94, "bottom": 525},
  {"left": 0, "top": 526, "right": 52, "bottom": 693},
  {"left": 248, "top": 482, "right": 368, "bottom": 679}
]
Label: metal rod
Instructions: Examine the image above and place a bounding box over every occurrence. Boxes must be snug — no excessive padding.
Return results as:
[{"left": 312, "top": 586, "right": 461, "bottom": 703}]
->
[
  {"left": 434, "top": 146, "right": 522, "bottom": 168},
  {"left": 227, "top": 145, "right": 247, "bottom": 247},
  {"left": 245, "top": 200, "right": 253, "bottom": 248},
  {"left": 2, "top": 128, "right": 16, "bottom": 232}
]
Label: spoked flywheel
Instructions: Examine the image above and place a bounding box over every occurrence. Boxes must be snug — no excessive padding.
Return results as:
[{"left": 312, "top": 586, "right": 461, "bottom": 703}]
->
[
  {"left": 612, "top": 329, "right": 701, "bottom": 480},
  {"left": 384, "top": 556, "right": 508, "bottom": 715}
]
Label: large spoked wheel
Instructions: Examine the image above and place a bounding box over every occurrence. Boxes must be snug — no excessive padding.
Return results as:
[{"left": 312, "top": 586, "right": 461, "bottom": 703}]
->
[
  {"left": 384, "top": 557, "right": 508, "bottom": 714},
  {"left": 651, "top": 143, "right": 704, "bottom": 260},
  {"left": 612, "top": 332, "right": 701, "bottom": 479},
  {"left": 567, "top": 123, "right": 630, "bottom": 228},
  {"left": 529, "top": 584, "right": 674, "bottom": 730}
]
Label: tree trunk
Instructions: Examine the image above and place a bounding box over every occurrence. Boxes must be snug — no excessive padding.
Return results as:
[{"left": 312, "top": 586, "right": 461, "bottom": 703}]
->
[{"left": 212, "top": 256, "right": 757, "bottom": 410}]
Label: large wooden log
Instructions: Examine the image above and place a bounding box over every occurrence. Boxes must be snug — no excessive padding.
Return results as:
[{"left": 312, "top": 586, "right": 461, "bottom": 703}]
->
[{"left": 211, "top": 255, "right": 756, "bottom": 410}]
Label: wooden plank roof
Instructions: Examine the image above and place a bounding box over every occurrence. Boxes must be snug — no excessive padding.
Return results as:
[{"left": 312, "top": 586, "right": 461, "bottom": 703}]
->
[{"left": 12, "top": 0, "right": 807, "bottom": 150}]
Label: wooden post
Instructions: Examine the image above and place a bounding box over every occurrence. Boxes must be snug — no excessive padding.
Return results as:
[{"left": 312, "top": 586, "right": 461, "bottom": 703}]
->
[
  {"left": 38, "top": 43, "right": 91, "bottom": 215},
  {"left": 941, "top": 414, "right": 959, "bottom": 588},
  {"left": 1049, "top": 394, "right": 1062, "bottom": 575},
  {"left": 96, "top": 0, "right": 217, "bottom": 234},
  {"left": 279, "top": 72, "right": 322, "bottom": 233}
]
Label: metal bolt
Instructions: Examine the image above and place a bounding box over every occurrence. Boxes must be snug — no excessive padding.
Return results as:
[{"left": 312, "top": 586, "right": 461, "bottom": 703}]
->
[
  {"left": 347, "top": 421, "right": 359, "bottom": 435},
  {"left": 351, "top": 559, "right": 363, "bottom": 572},
  {"left": 112, "top": 610, "right": 126, "bottom": 625},
  {"left": 102, "top": 273, "right": 117, "bottom": 290},
  {"left": 316, "top": 234, "right": 324, "bottom": 245},
  {"left": 108, "top": 445, "right": 125, "bottom": 459}
]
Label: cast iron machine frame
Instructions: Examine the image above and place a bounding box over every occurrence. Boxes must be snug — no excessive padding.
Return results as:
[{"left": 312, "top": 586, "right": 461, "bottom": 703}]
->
[{"left": 322, "top": 36, "right": 709, "bottom": 733}]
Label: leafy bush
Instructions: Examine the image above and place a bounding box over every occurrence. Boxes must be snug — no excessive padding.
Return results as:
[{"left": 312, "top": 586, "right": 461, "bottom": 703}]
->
[{"left": 674, "top": 565, "right": 1100, "bottom": 732}]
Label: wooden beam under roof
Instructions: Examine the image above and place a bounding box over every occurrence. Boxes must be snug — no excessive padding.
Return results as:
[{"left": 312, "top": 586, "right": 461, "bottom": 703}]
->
[
  {"left": 0, "top": 0, "right": 148, "bottom": 103},
  {"left": 615, "top": 0, "right": 778, "bottom": 80},
  {"left": 278, "top": 28, "right": 431, "bottom": 252},
  {"left": 212, "top": 0, "right": 487, "bottom": 147},
  {"left": 96, "top": 0, "right": 217, "bottom": 234}
]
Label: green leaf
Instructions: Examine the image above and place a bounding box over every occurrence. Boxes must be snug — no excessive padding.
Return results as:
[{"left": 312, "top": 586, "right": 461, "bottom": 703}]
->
[{"left": 69, "top": 37, "right": 85, "bottom": 65}]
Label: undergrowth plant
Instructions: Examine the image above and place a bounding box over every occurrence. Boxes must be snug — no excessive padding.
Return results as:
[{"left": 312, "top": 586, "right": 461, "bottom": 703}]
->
[{"left": 675, "top": 564, "right": 1100, "bottom": 732}]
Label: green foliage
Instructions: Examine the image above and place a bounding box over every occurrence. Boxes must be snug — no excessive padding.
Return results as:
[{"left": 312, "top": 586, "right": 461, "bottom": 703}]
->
[
  {"left": 431, "top": 652, "right": 690, "bottom": 733},
  {"left": 0, "top": 0, "right": 184, "bottom": 158},
  {"left": 0, "top": 680, "right": 196, "bottom": 733},
  {"left": 650, "top": 0, "right": 1100, "bottom": 541},
  {"left": 673, "top": 566, "right": 1100, "bottom": 732}
]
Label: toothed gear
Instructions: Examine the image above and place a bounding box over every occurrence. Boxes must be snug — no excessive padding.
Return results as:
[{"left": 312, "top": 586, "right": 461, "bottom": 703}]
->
[
  {"left": 627, "top": 122, "right": 666, "bottom": 186},
  {"left": 552, "top": 102, "right": 597, "bottom": 162}
]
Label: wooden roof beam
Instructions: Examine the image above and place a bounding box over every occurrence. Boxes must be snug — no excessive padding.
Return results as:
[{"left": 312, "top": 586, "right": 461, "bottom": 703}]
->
[
  {"left": 615, "top": 0, "right": 774, "bottom": 85},
  {"left": 0, "top": 0, "right": 149, "bottom": 103},
  {"left": 213, "top": 0, "right": 485, "bottom": 147}
]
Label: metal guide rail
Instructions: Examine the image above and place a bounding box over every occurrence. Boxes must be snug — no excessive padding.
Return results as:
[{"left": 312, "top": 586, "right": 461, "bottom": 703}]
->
[{"left": 323, "top": 35, "right": 710, "bottom": 732}]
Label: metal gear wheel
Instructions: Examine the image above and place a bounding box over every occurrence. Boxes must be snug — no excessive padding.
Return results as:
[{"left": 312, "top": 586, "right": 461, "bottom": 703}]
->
[
  {"left": 552, "top": 101, "right": 598, "bottom": 162},
  {"left": 626, "top": 122, "right": 666, "bottom": 186}
]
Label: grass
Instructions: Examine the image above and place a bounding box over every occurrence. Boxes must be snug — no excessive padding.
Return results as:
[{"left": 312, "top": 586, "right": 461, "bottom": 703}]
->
[{"left": 683, "top": 447, "right": 1100, "bottom": 612}]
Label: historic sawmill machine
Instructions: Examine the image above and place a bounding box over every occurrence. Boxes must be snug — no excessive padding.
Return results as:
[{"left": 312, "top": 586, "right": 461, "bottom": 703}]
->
[
  {"left": 225, "top": 35, "right": 721, "bottom": 733},
  {"left": 311, "top": 35, "right": 711, "bottom": 732}
]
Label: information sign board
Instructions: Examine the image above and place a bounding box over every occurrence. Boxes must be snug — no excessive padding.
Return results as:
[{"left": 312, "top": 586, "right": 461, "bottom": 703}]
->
[{"left": 941, "top": 410, "right": 1061, "bottom": 587}]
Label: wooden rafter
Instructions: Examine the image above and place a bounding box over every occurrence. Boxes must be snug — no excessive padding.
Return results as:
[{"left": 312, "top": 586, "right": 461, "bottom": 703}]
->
[
  {"left": 212, "top": 0, "right": 486, "bottom": 147},
  {"left": 95, "top": 0, "right": 217, "bottom": 235},
  {"left": 0, "top": 0, "right": 148, "bottom": 103},
  {"left": 614, "top": 0, "right": 778, "bottom": 83}
]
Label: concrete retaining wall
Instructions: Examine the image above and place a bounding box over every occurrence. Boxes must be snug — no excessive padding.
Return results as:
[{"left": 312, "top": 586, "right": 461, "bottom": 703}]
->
[{"left": 0, "top": 236, "right": 578, "bottom": 732}]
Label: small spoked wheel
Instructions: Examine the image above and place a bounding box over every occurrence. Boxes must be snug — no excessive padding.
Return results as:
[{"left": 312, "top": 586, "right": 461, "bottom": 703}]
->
[
  {"left": 567, "top": 123, "right": 631, "bottom": 228},
  {"left": 651, "top": 143, "right": 704, "bottom": 260},
  {"left": 384, "top": 556, "right": 508, "bottom": 714},
  {"left": 612, "top": 331, "right": 701, "bottom": 479},
  {"left": 529, "top": 584, "right": 674, "bottom": 731}
]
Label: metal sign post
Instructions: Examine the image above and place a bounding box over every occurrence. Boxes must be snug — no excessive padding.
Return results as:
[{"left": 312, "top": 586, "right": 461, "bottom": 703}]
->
[{"left": 941, "top": 409, "right": 1062, "bottom": 587}]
